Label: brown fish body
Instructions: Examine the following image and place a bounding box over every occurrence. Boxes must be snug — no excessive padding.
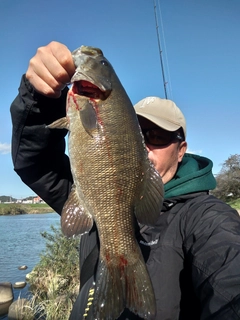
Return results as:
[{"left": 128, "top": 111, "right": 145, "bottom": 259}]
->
[
  {"left": 68, "top": 74, "right": 145, "bottom": 254},
  {"left": 49, "top": 46, "right": 164, "bottom": 319}
]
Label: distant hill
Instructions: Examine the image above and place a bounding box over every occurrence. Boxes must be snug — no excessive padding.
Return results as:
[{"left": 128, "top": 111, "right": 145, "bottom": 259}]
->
[
  {"left": 0, "top": 195, "right": 34, "bottom": 202},
  {"left": 0, "top": 195, "right": 17, "bottom": 202}
]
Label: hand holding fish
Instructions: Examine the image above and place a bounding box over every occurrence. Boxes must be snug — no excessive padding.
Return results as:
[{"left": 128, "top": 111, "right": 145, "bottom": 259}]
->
[{"left": 26, "top": 41, "right": 75, "bottom": 98}]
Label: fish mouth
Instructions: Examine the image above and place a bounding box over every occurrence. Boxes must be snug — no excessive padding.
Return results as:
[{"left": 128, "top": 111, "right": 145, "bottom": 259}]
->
[{"left": 72, "top": 80, "right": 110, "bottom": 100}]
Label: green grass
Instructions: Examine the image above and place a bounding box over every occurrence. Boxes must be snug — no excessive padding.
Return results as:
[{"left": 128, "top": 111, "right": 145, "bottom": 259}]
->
[
  {"left": 0, "top": 203, "right": 54, "bottom": 215},
  {"left": 227, "top": 198, "right": 240, "bottom": 211}
]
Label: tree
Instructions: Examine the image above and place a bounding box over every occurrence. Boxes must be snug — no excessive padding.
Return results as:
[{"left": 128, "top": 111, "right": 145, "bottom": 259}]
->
[{"left": 212, "top": 154, "right": 240, "bottom": 201}]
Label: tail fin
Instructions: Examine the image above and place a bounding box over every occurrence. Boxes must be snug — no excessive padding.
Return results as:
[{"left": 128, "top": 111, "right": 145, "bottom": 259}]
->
[{"left": 93, "top": 256, "right": 156, "bottom": 320}]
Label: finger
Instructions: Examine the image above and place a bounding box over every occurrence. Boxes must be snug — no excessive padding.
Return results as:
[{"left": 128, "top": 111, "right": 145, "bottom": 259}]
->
[
  {"left": 35, "top": 45, "right": 72, "bottom": 85},
  {"left": 26, "top": 70, "right": 63, "bottom": 98},
  {"left": 26, "top": 57, "right": 66, "bottom": 97},
  {"left": 26, "top": 41, "right": 76, "bottom": 97},
  {"left": 48, "top": 41, "right": 76, "bottom": 79}
]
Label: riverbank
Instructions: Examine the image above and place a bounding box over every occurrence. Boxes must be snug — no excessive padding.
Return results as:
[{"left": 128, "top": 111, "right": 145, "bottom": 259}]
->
[
  {"left": 0, "top": 225, "right": 79, "bottom": 320},
  {"left": 0, "top": 213, "right": 60, "bottom": 319},
  {"left": 0, "top": 203, "right": 54, "bottom": 215},
  {"left": 1, "top": 199, "right": 239, "bottom": 216}
]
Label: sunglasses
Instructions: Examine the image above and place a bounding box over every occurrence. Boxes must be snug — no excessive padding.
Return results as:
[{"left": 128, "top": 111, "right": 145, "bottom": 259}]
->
[{"left": 141, "top": 128, "right": 184, "bottom": 146}]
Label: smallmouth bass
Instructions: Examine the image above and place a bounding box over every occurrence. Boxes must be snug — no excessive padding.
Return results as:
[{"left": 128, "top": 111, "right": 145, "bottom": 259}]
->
[{"left": 48, "top": 45, "right": 164, "bottom": 319}]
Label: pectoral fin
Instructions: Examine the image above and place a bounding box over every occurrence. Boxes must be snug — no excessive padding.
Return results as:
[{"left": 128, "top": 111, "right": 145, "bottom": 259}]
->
[
  {"left": 47, "top": 117, "right": 69, "bottom": 130},
  {"left": 80, "top": 100, "right": 101, "bottom": 137},
  {"left": 134, "top": 162, "right": 164, "bottom": 226},
  {"left": 61, "top": 184, "right": 93, "bottom": 237}
]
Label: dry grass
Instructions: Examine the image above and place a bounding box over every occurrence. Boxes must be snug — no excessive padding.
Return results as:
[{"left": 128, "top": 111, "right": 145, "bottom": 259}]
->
[{"left": 21, "top": 226, "right": 80, "bottom": 320}]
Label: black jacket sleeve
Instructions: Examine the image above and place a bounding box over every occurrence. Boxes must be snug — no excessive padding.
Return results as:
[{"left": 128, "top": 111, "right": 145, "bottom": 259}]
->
[
  {"left": 10, "top": 74, "right": 73, "bottom": 214},
  {"left": 183, "top": 195, "right": 240, "bottom": 319}
]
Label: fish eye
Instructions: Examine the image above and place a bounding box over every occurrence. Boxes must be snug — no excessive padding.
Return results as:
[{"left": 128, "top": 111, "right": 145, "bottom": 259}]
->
[{"left": 100, "top": 60, "right": 109, "bottom": 66}]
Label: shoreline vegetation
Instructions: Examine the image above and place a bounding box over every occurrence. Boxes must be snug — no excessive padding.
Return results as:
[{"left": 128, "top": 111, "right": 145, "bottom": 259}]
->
[
  {"left": 13, "top": 226, "right": 80, "bottom": 320},
  {"left": 28, "top": 226, "right": 80, "bottom": 319},
  {"left": 0, "top": 203, "right": 55, "bottom": 215},
  {"left": 227, "top": 198, "right": 240, "bottom": 214},
  {"left": 0, "top": 199, "right": 240, "bottom": 216}
]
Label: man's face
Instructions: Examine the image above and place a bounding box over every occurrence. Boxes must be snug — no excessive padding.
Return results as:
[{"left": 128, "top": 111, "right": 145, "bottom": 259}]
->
[{"left": 138, "top": 117, "right": 187, "bottom": 184}]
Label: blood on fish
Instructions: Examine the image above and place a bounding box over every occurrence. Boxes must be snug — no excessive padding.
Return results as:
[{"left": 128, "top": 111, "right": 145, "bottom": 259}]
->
[
  {"left": 119, "top": 255, "right": 128, "bottom": 277},
  {"left": 120, "top": 255, "right": 128, "bottom": 267},
  {"left": 68, "top": 90, "right": 81, "bottom": 111},
  {"left": 105, "top": 252, "right": 111, "bottom": 264},
  {"left": 90, "top": 98, "right": 104, "bottom": 127}
]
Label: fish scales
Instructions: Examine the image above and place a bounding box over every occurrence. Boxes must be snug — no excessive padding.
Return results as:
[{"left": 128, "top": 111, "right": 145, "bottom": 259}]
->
[
  {"left": 48, "top": 45, "right": 164, "bottom": 320},
  {"left": 69, "top": 88, "right": 142, "bottom": 251},
  {"left": 70, "top": 94, "right": 141, "bottom": 256}
]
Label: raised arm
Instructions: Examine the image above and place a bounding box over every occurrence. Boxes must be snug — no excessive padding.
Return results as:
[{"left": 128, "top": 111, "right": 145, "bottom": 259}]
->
[{"left": 10, "top": 42, "right": 75, "bottom": 213}]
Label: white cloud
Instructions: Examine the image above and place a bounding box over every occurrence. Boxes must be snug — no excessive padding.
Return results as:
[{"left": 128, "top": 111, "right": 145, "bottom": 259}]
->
[
  {"left": 0, "top": 143, "right": 11, "bottom": 154},
  {"left": 187, "top": 148, "right": 202, "bottom": 155}
]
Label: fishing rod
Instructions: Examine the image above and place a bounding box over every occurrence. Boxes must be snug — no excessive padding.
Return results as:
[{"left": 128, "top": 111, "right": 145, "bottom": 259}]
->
[{"left": 153, "top": 0, "right": 168, "bottom": 99}]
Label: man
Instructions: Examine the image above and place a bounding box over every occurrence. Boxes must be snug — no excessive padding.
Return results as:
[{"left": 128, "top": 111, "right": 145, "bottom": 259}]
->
[{"left": 10, "top": 41, "right": 240, "bottom": 319}]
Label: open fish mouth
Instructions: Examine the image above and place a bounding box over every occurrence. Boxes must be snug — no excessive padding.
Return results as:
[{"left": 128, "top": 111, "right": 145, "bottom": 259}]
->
[{"left": 72, "top": 80, "right": 110, "bottom": 100}]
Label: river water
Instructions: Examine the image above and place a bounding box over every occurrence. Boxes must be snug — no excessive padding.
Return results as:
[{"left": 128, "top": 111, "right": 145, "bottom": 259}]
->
[{"left": 0, "top": 213, "right": 60, "bottom": 319}]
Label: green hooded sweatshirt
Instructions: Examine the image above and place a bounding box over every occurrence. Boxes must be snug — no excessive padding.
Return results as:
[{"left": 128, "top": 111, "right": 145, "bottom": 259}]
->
[{"left": 164, "top": 153, "right": 216, "bottom": 199}]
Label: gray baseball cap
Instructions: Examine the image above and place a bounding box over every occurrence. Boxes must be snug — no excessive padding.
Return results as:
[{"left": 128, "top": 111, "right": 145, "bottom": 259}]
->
[{"left": 134, "top": 96, "right": 187, "bottom": 139}]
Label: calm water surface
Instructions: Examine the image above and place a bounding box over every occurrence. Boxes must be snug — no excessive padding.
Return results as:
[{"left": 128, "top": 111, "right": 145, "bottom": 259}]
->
[{"left": 0, "top": 213, "right": 60, "bottom": 319}]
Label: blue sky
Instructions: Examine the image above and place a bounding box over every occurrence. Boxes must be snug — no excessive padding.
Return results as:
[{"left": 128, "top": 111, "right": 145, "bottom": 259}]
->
[{"left": 0, "top": 0, "right": 239, "bottom": 199}]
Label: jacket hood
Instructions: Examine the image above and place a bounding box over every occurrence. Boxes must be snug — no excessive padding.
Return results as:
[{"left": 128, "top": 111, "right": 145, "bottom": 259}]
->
[{"left": 164, "top": 153, "right": 216, "bottom": 199}]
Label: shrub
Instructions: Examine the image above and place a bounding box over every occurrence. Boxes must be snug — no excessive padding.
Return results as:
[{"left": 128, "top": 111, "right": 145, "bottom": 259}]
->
[{"left": 26, "top": 225, "right": 80, "bottom": 319}]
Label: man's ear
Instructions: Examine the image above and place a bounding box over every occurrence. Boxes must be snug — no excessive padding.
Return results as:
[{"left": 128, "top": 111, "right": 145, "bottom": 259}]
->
[{"left": 178, "top": 141, "right": 187, "bottom": 162}]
